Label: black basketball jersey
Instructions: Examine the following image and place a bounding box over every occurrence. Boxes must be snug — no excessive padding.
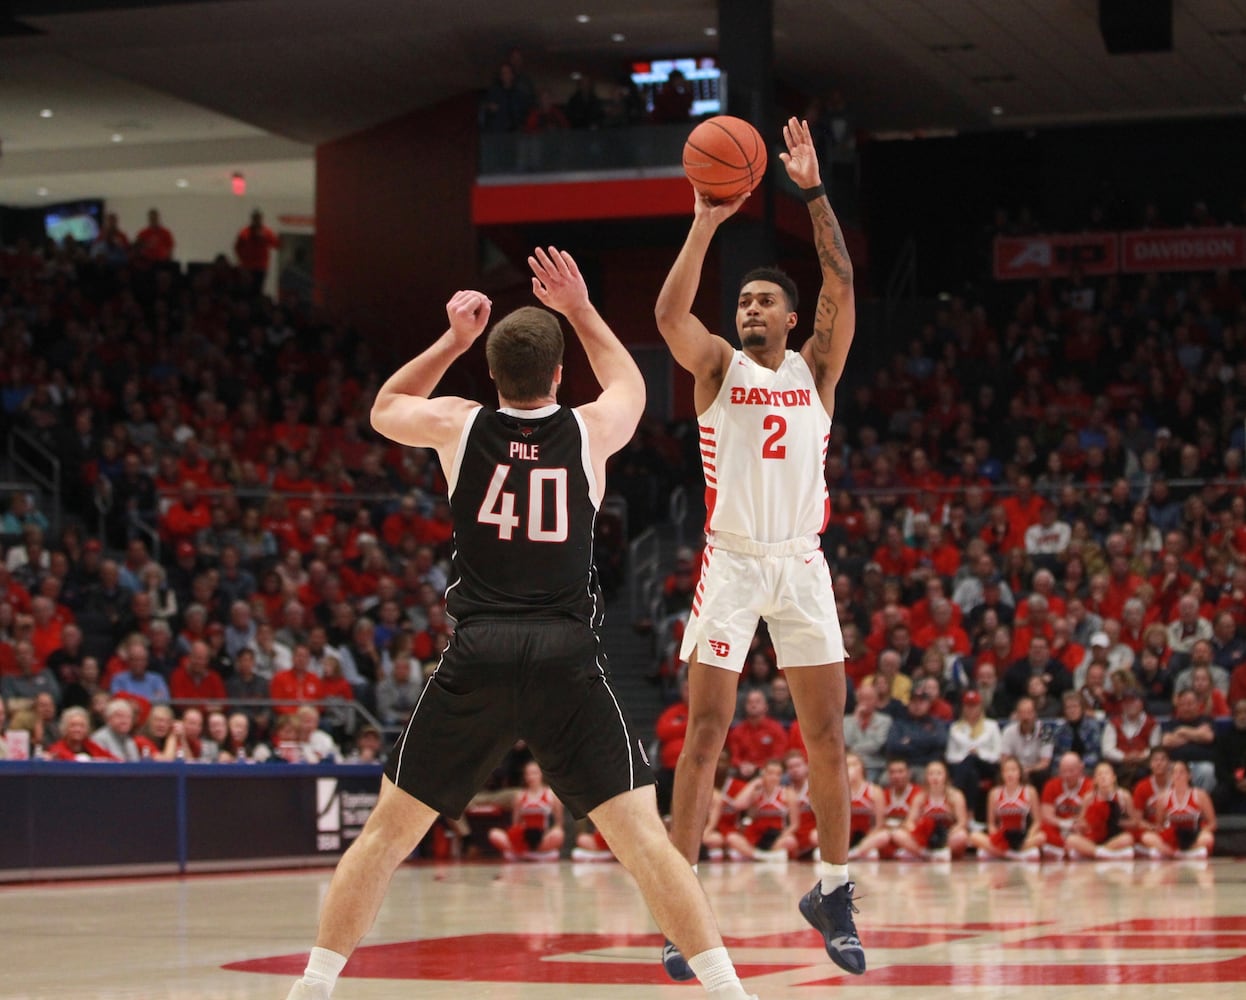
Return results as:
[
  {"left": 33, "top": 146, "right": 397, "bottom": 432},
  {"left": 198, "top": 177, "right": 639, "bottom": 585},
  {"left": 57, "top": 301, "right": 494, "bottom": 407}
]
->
[{"left": 445, "top": 404, "right": 602, "bottom": 625}]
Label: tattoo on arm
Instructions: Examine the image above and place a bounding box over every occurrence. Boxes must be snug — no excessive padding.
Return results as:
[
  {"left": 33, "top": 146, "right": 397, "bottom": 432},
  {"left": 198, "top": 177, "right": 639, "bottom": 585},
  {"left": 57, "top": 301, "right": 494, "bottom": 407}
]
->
[
  {"left": 810, "top": 199, "right": 852, "bottom": 286},
  {"left": 808, "top": 198, "right": 852, "bottom": 361}
]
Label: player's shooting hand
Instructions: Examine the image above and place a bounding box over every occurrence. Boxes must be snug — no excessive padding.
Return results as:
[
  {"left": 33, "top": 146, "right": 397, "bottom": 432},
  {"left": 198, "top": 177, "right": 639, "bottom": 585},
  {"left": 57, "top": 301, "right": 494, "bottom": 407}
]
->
[
  {"left": 529, "top": 246, "right": 590, "bottom": 315},
  {"left": 778, "top": 116, "right": 821, "bottom": 189},
  {"left": 445, "top": 290, "right": 492, "bottom": 347},
  {"left": 692, "top": 189, "right": 748, "bottom": 227}
]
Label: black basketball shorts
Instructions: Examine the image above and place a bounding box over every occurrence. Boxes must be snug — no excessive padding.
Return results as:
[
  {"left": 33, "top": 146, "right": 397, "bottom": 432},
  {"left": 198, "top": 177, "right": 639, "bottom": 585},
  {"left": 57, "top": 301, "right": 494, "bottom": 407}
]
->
[{"left": 384, "top": 616, "right": 654, "bottom": 819}]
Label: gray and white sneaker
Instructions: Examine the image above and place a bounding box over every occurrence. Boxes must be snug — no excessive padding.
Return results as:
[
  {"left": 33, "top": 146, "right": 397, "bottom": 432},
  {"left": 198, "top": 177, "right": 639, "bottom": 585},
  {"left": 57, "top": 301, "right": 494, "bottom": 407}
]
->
[{"left": 799, "top": 880, "right": 865, "bottom": 975}]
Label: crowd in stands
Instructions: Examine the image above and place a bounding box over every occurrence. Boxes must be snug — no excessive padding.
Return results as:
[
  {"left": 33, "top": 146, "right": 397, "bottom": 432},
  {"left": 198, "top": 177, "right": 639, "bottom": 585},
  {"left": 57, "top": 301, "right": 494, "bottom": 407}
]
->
[
  {"left": 3, "top": 138, "right": 1246, "bottom": 862},
  {"left": 0, "top": 204, "right": 632, "bottom": 774}
]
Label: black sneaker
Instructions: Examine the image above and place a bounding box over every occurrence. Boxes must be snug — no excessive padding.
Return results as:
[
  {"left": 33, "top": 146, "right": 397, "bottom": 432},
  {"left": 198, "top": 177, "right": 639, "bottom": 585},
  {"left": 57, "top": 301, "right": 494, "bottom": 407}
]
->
[
  {"left": 799, "top": 880, "right": 865, "bottom": 975},
  {"left": 661, "top": 938, "right": 696, "bottom": 981}
]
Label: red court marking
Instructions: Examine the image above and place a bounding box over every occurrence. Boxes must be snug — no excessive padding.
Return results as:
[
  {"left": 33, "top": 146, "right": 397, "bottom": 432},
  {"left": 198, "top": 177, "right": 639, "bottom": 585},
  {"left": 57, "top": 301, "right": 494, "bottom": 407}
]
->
[
  {"left": 816, "top": 956, "right": 1246, "bottom": 987},
  {"left": 227, "top": 918, "right": 1246, "bottom": 987},
  {"left": 1083, "top": 916, "right": 1246, "bottom": 932},
  {"left": 227, "top": 934, "right": 791, "bottom": 985},
  {"left": 1009, "top": 933, "right": 1246, "bottom": 950},
  {"left": 743, "top": 930, "right": 977, "bottom": 948}
]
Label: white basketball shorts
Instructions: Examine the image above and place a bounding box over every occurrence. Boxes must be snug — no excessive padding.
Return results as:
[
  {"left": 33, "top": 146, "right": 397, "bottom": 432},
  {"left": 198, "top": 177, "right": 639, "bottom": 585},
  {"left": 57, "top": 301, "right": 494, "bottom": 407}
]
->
[{"left": 678, "top": 533, "right": 845, "bottom": 673}]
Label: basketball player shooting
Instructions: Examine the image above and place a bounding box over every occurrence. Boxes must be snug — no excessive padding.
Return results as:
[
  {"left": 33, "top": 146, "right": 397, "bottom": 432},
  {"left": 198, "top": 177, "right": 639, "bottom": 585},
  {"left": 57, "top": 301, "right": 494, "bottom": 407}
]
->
[
  {"left": 286, "top": 246, "right": 758, "bottom": 1000},
  {"left": 654, "top": 116, "right": 864, "bottom": 977}
]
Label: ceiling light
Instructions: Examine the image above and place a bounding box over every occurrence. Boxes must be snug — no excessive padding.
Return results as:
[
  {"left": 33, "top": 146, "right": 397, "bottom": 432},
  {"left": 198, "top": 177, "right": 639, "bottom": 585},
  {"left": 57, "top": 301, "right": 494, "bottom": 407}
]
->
[
  {"left": 39, "top": 108, "right": 53, "bottom": 118},
  {"left": 704, "top": 27, "right": 718, "bottom": 36},
  {"left": 111, "top": 133, "right": 123, "bottom": 143},
  {"left": 570, "top": 71, "right": 583, "bottom": 80},
  {"left": 575, "top": 13, "right": 590, "bottom": 23},
  {"left": 36, "top": 187, "right": 49, "bottom": 197},
  {"left": 176, "top": 178, "right": 189, "bottom": 188},
  {"left": 611, "top": 32, "right": 625, "bottom": 42},
  {"left": 990, "top": 105, "right": 1004, "bottom": 116}
]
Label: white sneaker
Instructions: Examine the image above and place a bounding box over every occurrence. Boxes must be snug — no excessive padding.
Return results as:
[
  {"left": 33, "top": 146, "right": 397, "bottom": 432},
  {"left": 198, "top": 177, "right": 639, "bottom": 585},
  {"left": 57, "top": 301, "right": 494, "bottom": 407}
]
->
[
  {"left": 1176, "top": 847, "right": 1209, "bottom": 860},
  {"left": 928, "top": 847, "right": 952, "bottom": 862}
]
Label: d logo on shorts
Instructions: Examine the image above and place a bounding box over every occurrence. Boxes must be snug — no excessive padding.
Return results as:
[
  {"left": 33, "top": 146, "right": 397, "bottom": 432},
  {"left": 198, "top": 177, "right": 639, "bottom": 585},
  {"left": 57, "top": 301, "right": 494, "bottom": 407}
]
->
[{"left": 707, "top": 639, "right": 731, "bottom": 658}]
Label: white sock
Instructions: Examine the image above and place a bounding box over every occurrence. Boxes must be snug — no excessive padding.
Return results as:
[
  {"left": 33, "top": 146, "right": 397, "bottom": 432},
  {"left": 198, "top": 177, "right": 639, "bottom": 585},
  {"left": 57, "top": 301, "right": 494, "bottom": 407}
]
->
[
  {"left": 688, "top": 946, "right": 743, "bottom": 994},
  {"left": 819, "top": 861, "right": 849, "bottom": 894},
  {"left": 301, "top": 947, "right": 347, "bottom": 990}
]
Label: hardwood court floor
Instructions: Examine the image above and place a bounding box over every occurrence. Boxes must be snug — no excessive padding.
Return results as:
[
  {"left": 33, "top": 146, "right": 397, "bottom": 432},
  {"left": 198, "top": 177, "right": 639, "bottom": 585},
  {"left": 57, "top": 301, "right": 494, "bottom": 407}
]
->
[{"left": 4, "top": 857, "right": 1246, "bottom": 998}]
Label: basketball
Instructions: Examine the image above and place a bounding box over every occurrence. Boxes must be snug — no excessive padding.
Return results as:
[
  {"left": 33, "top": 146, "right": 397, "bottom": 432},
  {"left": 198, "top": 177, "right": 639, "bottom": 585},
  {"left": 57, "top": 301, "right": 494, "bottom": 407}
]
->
[{"left": 682, "top": 116, "right": 768, "bottom": 202}]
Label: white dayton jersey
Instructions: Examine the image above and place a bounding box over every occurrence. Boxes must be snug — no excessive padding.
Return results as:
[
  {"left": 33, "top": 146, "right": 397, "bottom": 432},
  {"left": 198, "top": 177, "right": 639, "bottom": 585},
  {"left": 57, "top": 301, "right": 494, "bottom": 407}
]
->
[{"left": 699, "top": 350, "right": 831, "bottom": 543}]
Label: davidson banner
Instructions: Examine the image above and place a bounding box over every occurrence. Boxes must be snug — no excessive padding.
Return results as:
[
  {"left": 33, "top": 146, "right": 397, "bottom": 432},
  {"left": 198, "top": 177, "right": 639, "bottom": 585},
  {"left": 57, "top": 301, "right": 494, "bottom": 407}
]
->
[
  {"left": 1120, "top": 228, "right": 1246, "bottom": 274},
  {"left": 993, "top": 227, "right": 1245, "bottom": 280}
]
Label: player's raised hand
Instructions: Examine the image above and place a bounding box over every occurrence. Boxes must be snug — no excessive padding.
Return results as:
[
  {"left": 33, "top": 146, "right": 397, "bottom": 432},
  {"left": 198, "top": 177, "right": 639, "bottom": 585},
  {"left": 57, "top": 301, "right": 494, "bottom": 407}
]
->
[
  {"left": 445, "top": 290, "right": 491, "bottom": 346},
  {"left": 529, "top": 245, "right": 590, "bottom": 315},
  {"left": 779, "top": 116, "right": 821, "bottom": 189},
  {"left": 692, "top": 188, "right": 749, "bottom": 228}
]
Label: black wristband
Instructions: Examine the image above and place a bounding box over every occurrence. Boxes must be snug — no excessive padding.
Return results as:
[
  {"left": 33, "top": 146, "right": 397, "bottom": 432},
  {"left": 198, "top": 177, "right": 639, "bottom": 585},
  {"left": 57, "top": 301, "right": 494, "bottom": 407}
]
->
[{"left": 801, "top": 183, "right": 826, "bottom": 203}]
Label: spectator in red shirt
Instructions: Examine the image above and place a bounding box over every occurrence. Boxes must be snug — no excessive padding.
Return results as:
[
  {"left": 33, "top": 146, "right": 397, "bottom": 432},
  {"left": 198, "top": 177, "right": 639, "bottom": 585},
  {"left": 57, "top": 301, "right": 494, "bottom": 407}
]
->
[
  {"left": 653, "top": 671, "right": 691, "bottom": 814},
  {"left": 46, "top": 705, "right": 117, "bottom": 761},
  {"left": 416, "top": 498, "right": 455, "bottom": 555},
  {"left": 280, "top": 507, "right": 321, "bottom": 557},
  {"left": 874, "top": 522, "right": 918, "bottom": 582},
  {"left": 0, "top": 564, "right": 32, "bottom": 615},
  {"left": 133, "top": 208, "right": 175, "bottom": 263},
  {"left": 1021, "top": 568, "right": 1067, "bottom": 619},
  {"left": 1001, "top": 474, "right": 1046, "bottom": 539},
  {"left": 272, "top": 457, "right": 318, "bottom": 514},
  {"left": 29, "top": 595, "right": 64, "bottom": 666},
  {"left": 1103, "top": 550, "right": 1145, "bottom": 622},
  {"left": 926, "top": 523, "right": 963, "bottom": 581},
  {"left": 162, "top": 481, "right": 212, "bottom": 547},
  {"left": 1012, "top": 593, "right": 1056, "bottom": 660},
  {"left": 271, "top": 399, "right": 310, "bottom": 456},
  {"left": 269, "top": 643, "right": 324, "bottom": 714},
  {"left": 913, "top": 598, "right": 970, "bottom": 658},
  {"left": 1049, "top": 615, "right": 1085, "bottom": 675},
  {"left": 381, "top": 494, "right": 424, "bottom": 548},
  {"left": 168, "top": 640, "right": 226, "bottom": 714},
  {"left": 234, "top": 209, "right": 280, "bottom": 292},
  {"left": 726, "top": 689, "right": 789, "bottom": 779},
  {"left": 176, "top": 436, "right": 214, "bottom": 488},
  {"left": 411, "top": 604, "right": 453, "bottom": 663}
]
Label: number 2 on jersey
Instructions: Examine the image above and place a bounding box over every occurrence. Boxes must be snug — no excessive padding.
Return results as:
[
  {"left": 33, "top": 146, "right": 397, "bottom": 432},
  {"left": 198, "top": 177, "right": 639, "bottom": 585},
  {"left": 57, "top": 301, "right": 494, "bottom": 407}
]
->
[
  {"left": 762, "top": 414, "right": 787, "bottom": 459},
  {"left": 477, "top": 464, "right": 569, "bottom": 541}
]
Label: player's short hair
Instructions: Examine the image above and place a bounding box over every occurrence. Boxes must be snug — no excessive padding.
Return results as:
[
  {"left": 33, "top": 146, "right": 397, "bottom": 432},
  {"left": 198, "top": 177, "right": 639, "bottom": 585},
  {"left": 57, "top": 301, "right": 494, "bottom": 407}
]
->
[
  {"left": 739, "top": 266, "right": 798, "bottom": 311},
  {"left": 486, "top": 306, "right": 564, "bottom": 403}
]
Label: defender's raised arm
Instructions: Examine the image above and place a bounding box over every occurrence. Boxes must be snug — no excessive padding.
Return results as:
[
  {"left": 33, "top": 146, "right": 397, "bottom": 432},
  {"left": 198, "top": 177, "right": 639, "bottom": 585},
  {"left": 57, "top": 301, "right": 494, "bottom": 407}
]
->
[
  {"left": 369, "top": 290, "right": 490, "bottom": 450},
  {"left": 529, "top": 245, "right": 643, "bottom": 458}
]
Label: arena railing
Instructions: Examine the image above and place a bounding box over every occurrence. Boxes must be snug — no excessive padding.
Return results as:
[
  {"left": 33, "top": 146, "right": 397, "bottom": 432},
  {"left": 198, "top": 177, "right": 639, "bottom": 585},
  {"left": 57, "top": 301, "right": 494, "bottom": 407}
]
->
[{"left": 7, "top": 428, "right": 61, "bottom": 538}]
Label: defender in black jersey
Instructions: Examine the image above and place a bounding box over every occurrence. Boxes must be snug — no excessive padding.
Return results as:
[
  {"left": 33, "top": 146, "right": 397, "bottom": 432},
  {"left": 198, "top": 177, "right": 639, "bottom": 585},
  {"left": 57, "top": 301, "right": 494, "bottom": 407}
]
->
[{"left": 286, "top": 247, "right": 756, "bottom": 1000}]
